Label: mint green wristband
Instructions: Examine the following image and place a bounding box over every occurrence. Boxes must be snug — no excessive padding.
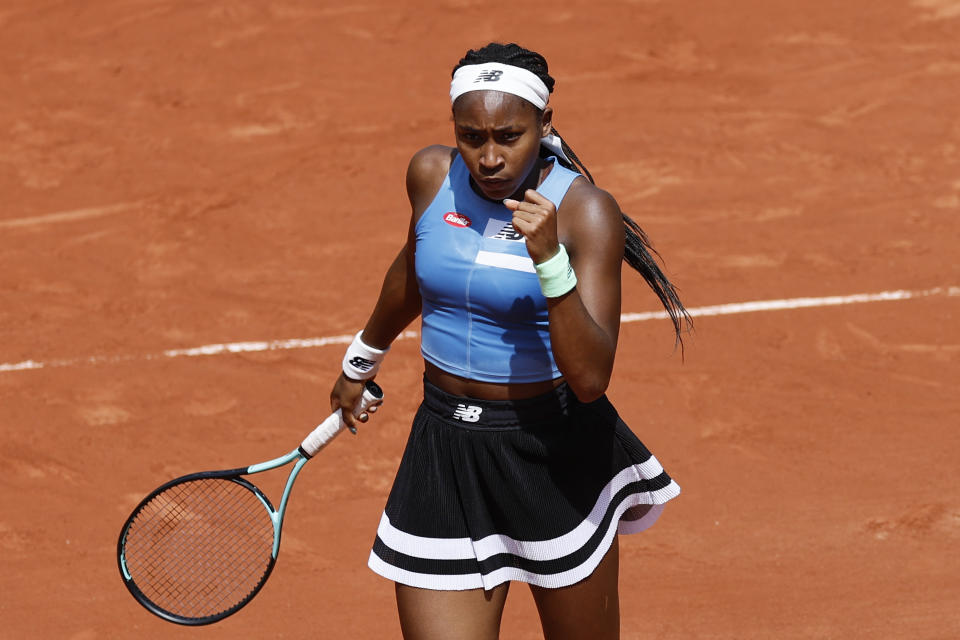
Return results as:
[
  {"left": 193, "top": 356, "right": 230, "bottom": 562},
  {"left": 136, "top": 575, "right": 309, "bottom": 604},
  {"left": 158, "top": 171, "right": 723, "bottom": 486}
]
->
[{"left": 535, "top": 244, "right": 577, "bottom": 298}]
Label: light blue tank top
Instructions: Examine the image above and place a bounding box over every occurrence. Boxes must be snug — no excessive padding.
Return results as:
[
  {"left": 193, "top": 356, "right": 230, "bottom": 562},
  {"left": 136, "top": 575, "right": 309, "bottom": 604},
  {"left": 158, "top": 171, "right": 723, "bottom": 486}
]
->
[{"left": 414, "top": 154, "right": 581, "bottom": 383}]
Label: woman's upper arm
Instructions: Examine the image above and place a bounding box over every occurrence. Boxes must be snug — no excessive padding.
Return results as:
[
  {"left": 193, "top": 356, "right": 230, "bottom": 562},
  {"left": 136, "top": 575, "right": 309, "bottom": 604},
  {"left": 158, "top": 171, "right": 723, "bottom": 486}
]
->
[{"left": 560, "top": 183, "right": 625, "bottom": 342}]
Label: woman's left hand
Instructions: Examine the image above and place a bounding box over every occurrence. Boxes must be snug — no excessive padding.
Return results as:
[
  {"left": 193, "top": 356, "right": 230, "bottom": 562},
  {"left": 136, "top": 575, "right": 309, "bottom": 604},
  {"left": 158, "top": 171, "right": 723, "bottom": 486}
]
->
[{"left": 504, "top": 189, "right": 560, "bottom": 265}]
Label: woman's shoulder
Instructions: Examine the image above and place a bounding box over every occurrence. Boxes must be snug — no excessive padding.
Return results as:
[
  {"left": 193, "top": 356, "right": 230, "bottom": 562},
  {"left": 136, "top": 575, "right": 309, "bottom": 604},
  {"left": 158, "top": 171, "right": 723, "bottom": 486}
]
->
[
  {"left": 407, "top": 145, "right": 457, "bottom": 188},
  {"left": 556, "top": 175, "right": 626, "bottom": 261},
  {"left": 406, "top": 145, "right": 457, "bottom": 211},
  {"left": 410, "top": 144, "right": 456, "bottom": 166},
  {"left": 561, "top": 176, "right": 623, "bottom": 233}
]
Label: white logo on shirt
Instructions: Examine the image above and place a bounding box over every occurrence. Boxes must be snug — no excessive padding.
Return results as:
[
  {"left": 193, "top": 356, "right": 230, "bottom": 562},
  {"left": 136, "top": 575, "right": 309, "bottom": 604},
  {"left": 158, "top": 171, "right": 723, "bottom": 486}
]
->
[
  {"left": 476, "top": 219, "right": 535, "bottom": 272},
  {"left": 493, "top": 222, "right": 523, "bottom": 242},
  {"left": 487, "top": 220, "right": 524, "bottom": 242}
]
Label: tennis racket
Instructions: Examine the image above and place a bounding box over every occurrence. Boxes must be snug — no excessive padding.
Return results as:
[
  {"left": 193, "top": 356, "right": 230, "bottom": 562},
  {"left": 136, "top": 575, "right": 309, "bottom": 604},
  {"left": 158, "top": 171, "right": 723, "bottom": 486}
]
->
[{"left": 117, "top": 380, "right": 383, "bottom": 626}]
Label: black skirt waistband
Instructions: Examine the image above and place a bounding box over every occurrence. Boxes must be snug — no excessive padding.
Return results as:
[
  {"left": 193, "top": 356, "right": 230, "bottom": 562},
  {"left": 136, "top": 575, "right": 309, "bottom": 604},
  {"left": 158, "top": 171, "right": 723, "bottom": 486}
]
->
[{"left": 421, "top": 377, "right": 575, "bottom": 429}]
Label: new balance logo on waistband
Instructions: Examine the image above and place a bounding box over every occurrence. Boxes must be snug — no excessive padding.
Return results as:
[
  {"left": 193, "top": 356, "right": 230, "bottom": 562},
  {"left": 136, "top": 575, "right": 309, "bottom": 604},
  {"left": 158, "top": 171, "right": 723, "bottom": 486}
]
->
[
  {"left": 452, "top": 404, "right": 483, "bottom": 422},
  {"left": 473, "top": 70, "right": 503, "bottom": 83},
  {"left": 347, "top": 356, "right": 375, "bottom": 372}
]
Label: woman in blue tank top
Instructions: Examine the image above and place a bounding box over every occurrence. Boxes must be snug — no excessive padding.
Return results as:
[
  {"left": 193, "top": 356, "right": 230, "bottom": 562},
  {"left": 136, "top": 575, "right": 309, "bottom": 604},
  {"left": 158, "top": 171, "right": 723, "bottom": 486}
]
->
[{"left": 330, "top": 42, "right": 691, "bottom": 640}]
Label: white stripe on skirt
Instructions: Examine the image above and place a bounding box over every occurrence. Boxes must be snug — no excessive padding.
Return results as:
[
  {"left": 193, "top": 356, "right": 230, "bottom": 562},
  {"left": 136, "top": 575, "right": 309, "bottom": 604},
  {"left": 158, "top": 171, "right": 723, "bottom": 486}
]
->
[
  {"left": 375, "top": 460, "right": 675, "bottom": 562},
  {"left": 368, "top": 495, "right": 671, "bottom": 591},
  {"left": 368, "top": 459, "right": 679, "bottom": 591}
]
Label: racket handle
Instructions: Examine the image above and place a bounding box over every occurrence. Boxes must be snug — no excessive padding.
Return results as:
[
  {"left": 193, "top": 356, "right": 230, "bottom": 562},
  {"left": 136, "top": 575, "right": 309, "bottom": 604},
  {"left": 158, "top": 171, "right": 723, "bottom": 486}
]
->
[{"left": 299, "top": 381, "right": 383, "bottom": 457}]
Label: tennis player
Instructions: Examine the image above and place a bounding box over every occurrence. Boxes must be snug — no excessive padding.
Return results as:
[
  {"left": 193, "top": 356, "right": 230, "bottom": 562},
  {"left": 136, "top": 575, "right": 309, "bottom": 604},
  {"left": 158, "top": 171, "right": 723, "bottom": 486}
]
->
[{"left": 331, "top": 42, "right": 691, "bottom": 640}]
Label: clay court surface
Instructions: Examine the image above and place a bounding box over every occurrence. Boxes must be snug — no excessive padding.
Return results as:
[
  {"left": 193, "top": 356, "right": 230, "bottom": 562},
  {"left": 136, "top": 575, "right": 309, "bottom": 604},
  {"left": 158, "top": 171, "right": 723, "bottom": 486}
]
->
[{"left": 2, "top": 1, "right": 959, "bottom": 637}]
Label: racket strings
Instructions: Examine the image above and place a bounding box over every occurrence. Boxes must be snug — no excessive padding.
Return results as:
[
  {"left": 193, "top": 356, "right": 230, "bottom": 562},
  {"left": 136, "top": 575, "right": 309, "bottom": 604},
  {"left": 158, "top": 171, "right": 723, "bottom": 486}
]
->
[{"left": 123, "top": 478, "right": 275, "bottom": 619}]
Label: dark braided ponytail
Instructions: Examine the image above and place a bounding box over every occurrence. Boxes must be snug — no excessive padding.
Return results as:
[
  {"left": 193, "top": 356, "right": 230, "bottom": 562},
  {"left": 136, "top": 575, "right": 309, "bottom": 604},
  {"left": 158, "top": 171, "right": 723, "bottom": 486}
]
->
[{"left": 453, "top": 43, "right": 693, "bottom": 348}]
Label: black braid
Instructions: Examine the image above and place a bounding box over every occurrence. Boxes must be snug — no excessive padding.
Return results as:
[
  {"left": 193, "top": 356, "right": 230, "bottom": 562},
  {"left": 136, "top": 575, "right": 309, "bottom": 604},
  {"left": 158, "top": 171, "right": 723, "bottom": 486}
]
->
[
  {"left": 548, "top": 126, "right": 594, "bottom": 184},
  {"left": 453, "top": 43, "right": 693, "bottom": 348}
]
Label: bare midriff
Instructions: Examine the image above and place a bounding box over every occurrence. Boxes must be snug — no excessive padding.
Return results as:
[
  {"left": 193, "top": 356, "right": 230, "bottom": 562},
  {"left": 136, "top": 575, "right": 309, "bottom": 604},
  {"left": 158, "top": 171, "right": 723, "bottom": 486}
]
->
[{"left": 424, "top": 360, "right": 564, "bottom": 400}]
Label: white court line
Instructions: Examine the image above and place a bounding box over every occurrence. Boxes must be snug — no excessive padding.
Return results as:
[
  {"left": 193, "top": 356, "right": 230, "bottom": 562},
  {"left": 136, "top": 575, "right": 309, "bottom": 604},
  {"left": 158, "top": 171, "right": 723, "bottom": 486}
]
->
[
  {"left": 621, "top": 285, "right": 959, "bottom": 322},
  {"left": 0, "top": 201, "right": 141, "bottom": 229},
  {"left": 1, "top": 286, "right": 956, "bottom": 373}
]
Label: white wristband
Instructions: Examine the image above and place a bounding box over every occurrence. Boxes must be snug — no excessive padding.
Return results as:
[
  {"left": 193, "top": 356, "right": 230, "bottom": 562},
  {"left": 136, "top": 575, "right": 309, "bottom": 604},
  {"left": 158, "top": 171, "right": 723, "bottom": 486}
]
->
[
  {"left": 342, "top": 331, "right": 389, "bottom": 380},
  {"left": 535, "top": 244, "right": 578, "bottom": 298}
]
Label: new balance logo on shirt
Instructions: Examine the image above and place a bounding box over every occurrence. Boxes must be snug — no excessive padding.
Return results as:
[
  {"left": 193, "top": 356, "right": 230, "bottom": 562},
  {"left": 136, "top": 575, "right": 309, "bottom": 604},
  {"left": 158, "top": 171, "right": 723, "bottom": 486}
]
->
[
  {"left": 490, "top": 222, "right": 524, "bottom": 241},
  {"left": 482, "top": 219, "right": 524, "bottom": 242},
  {"left": 452, "top": 404, "right": 483, "bottom": 422},
  {"left": 475, "top": 219, "right": 535, "bottom": 272}
]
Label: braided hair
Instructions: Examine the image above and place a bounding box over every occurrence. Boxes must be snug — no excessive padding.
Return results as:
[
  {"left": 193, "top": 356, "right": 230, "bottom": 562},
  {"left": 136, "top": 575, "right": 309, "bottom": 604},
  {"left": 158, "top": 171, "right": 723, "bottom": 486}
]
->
[{"left": 453, "top": 43, "right": 693, "bottom": 347}]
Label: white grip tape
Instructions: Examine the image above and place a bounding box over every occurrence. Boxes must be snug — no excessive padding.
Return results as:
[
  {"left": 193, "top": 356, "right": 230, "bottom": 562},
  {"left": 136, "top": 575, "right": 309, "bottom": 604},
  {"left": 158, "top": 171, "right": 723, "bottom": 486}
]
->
[{"left": 299, "top": 383, "right": 383, "bottom": 457}]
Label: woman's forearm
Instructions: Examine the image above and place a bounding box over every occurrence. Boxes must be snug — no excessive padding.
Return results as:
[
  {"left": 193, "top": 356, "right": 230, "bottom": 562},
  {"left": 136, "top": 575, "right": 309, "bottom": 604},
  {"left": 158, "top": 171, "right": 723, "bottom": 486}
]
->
[{"left": 547, "top": 290, "right": 618, "bottom": 402}]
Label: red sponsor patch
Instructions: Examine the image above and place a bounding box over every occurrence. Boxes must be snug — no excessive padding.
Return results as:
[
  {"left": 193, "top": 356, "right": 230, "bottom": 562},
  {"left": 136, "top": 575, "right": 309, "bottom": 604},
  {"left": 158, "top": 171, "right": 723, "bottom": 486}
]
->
[{"left": 443, "top": 212, "right": 471, "bottom": 228}]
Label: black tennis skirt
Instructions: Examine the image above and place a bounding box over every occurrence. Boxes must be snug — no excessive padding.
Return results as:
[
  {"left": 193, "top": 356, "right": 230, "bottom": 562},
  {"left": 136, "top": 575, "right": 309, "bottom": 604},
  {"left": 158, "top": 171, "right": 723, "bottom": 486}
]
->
[{"left": 367, "top": 378, "right": 680, "bottom": 591}]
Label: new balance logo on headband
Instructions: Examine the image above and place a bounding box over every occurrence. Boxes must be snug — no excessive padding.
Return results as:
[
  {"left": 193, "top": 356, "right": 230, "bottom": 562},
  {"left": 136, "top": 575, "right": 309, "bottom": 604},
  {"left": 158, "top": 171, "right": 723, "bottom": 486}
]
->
[
  {"left": 452, "top": 404, "right": 483, "bottom": 422},
  {"left": 474, "top": 69, "right": 503, "bottom": 83}
]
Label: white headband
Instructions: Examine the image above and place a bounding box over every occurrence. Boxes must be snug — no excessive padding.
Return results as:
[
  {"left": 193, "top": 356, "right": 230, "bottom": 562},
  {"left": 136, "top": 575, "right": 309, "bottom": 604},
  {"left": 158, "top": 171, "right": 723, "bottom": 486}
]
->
[
  {"left": 450, "top": 63, "right": 550, "bottom": 109},
  {"left": 449, "top": 62, "right": 569, "bottom": 162}
]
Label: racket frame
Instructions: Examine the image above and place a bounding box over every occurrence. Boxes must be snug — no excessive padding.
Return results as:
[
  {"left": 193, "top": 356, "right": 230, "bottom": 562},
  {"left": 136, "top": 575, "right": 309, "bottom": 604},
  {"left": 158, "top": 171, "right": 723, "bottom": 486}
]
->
[
  {"left": 117, "top": 461, "right": 292, "bottom": 626},
  {"left": 117, "top": 380, "right": 382, "bottom": 626}
]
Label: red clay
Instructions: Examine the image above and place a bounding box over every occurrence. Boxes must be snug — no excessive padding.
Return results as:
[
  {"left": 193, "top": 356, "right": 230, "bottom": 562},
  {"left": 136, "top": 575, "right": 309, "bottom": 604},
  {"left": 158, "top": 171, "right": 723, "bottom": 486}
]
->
[{"left": 1, "top": 1, "right": 958, "bottom": 638}]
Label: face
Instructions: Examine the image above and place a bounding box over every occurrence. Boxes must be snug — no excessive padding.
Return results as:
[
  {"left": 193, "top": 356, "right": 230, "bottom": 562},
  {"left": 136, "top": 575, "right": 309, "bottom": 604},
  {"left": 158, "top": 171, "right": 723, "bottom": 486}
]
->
[{"left": 452, "top": 91, "right": 552, "bottom": 201}]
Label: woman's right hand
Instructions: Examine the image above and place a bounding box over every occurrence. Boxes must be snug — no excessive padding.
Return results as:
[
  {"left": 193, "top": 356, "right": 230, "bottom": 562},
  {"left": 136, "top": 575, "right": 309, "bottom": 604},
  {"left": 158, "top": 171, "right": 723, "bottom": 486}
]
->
[{"left": 330, "top": 372, "right": 376, "bottom": 432}]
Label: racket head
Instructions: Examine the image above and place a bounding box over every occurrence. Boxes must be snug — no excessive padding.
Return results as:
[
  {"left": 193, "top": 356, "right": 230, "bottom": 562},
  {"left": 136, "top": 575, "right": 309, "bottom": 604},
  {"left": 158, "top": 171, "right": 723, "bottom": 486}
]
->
[{"left": 117, "top": 470, "right": 278, "bottom": 625}]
